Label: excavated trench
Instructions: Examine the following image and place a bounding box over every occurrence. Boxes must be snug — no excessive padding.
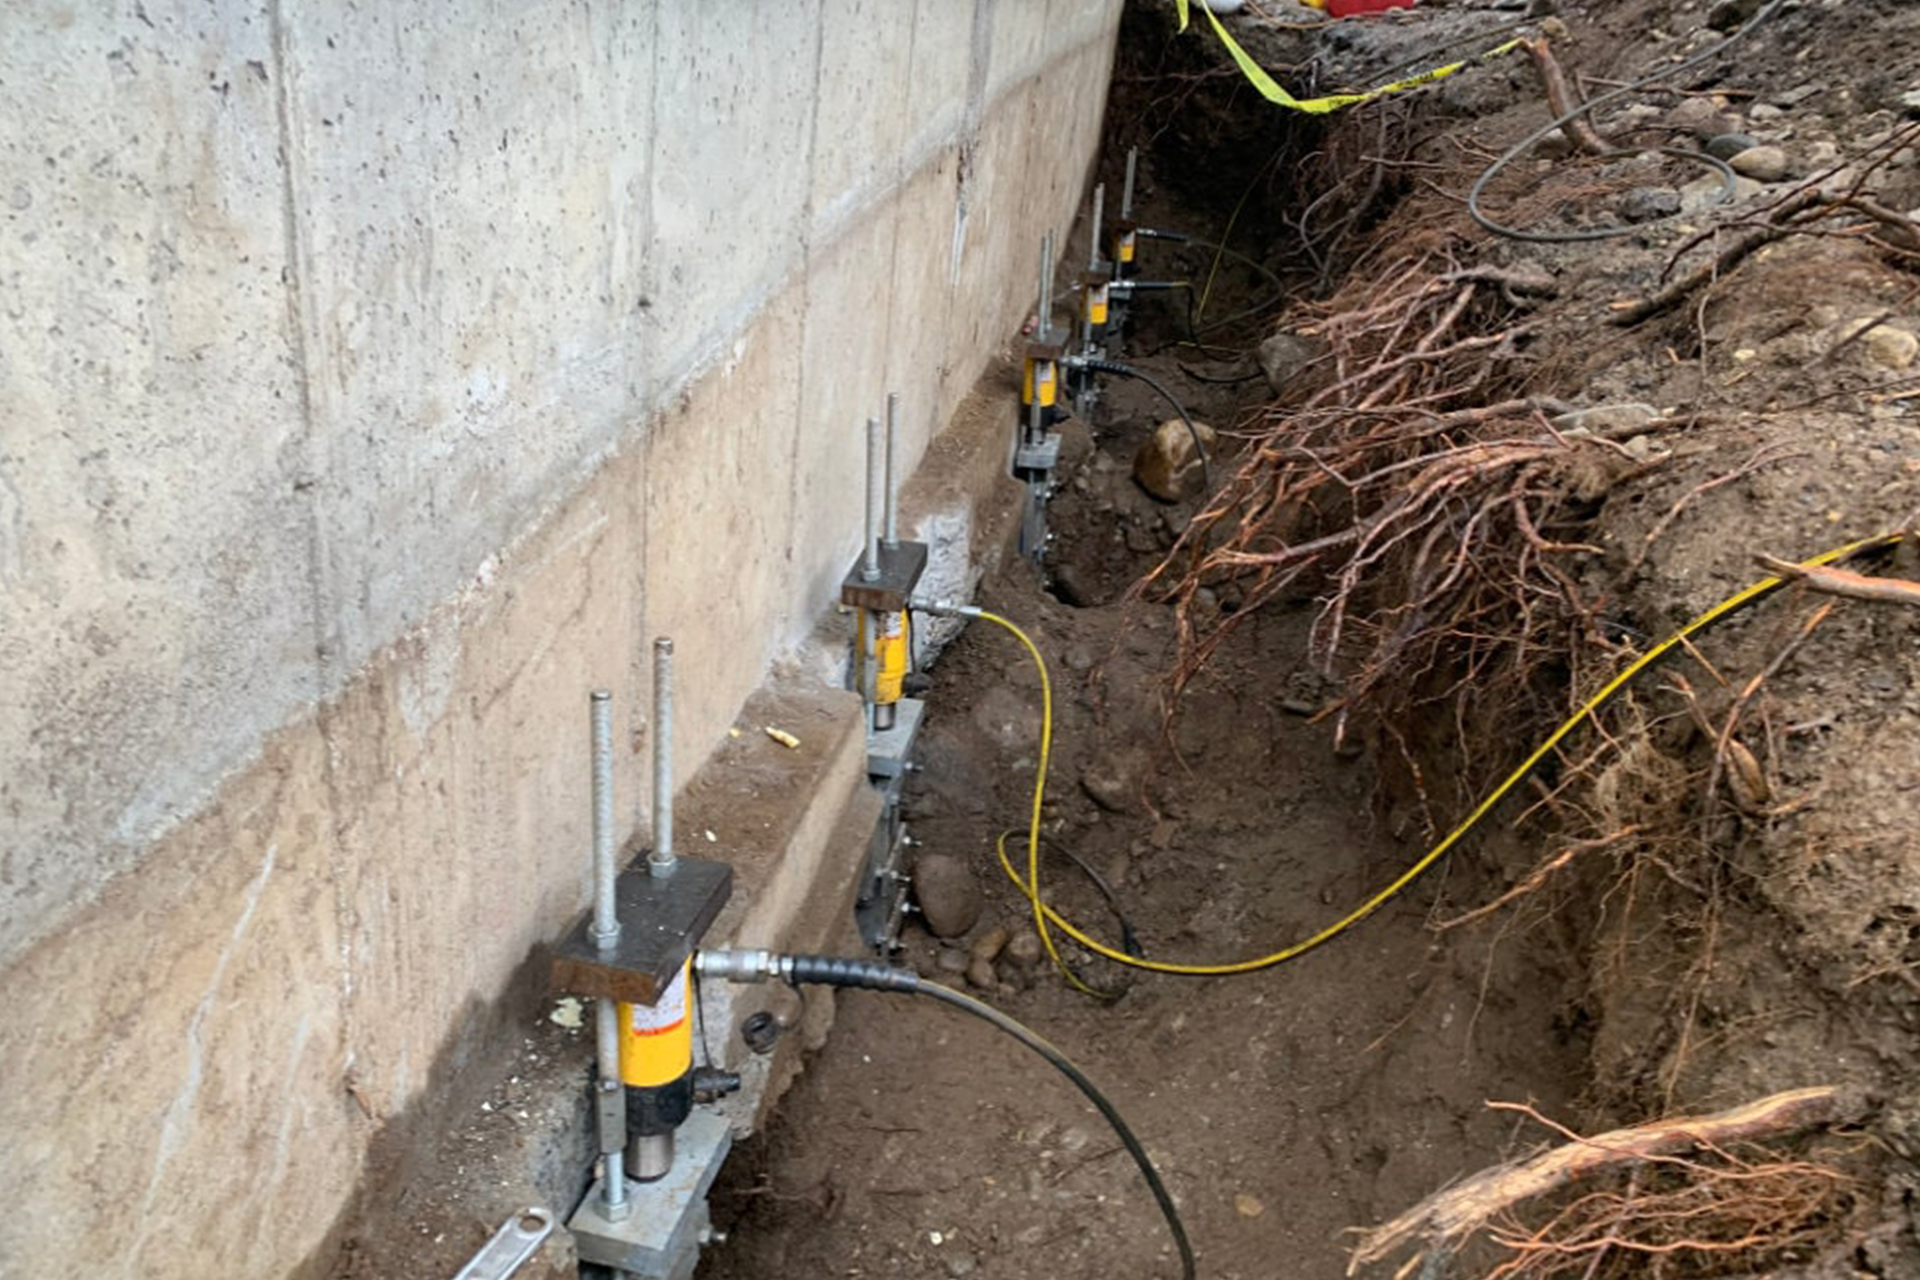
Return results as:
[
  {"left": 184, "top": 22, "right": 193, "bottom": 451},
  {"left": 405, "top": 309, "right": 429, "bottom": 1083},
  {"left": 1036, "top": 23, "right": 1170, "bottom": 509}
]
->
[
  {"left": 700, "top": 3, "right": 1920, "bottom": 1277},
  {"left": 694, "top": 13, "right": 1601, "bottom": 1280}
]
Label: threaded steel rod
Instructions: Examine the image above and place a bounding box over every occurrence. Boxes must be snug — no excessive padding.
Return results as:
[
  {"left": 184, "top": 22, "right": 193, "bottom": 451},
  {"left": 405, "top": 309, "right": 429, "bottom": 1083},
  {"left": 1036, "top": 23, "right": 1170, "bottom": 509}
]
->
[
  {"left": 861, "top": 416, "right": 882, "bottom": 582},
  {"left": 588, "top": 691, "right": 630, "bottom": 1216},
  {"left": 883, "top": 392, "right": 900, "bottom": 548},
  {"left": 649, "top": 638, "right": 676, "bottom": 878},
  {"left": 590, "top": 692, "right": 620, "bottom": 949},
  {"left": 1088, "top": 183, "right": 1104, "bottom": 272}
]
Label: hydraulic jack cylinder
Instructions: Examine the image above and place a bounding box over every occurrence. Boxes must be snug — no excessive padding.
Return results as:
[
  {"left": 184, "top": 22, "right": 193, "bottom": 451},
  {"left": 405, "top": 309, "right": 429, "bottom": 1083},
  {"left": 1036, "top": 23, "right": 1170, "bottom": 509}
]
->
[{"left": 619, "top": 956, "right": 695, "bottom": 1182}]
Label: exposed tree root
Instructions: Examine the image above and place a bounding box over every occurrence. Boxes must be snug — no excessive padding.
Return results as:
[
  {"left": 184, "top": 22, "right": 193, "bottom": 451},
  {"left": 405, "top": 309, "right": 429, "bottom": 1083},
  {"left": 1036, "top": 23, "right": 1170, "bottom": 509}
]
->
[
  {"left": 1350, "top": 1088, "right": 1866, "bottom": 1280},
  {"left": 1756, "top": 556, "right": 1920, "bottom": 608},
  {"left": 1138, "top": 238, "right": 1628, "bottom": 768}
]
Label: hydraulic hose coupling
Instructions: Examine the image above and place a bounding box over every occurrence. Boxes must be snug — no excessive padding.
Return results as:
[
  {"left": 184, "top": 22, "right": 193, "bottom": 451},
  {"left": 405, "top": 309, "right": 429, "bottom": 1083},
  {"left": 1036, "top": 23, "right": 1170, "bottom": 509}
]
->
[
  {"left": 1068, "top": 355, "right": 1128, "bottom": 380},
  {"left": 906, "top": 597, "right": 982, "bottom": 621},
  {"left": 1108, "top": 278, "right": 1184, "bottom": 299},
  {"left": 695, "top": 949, "right": 922, "bottom": 993}
]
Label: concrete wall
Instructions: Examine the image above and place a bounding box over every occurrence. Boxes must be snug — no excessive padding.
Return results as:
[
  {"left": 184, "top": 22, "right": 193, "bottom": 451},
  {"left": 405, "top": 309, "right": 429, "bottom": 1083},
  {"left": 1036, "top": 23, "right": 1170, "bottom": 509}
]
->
[{"left": 0, "top": 1, "right": 1120, "bottom": 1275}]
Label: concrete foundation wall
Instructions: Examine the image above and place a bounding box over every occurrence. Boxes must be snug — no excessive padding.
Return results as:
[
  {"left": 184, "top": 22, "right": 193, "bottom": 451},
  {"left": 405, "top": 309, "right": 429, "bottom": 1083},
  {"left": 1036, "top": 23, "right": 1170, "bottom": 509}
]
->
[{"left": 0, "top": 2, "right": 1119, "bottom": 1275}]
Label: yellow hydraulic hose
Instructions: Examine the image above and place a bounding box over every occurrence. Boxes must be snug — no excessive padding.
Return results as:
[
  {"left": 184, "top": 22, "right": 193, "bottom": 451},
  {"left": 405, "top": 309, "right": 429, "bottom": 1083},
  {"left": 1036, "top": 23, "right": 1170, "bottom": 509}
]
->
[
  {"left": 974, "top": 611, "right": 1118, "bottom": 1000},
  {"left": 986, "top": 533, "right": 1900, "bottom": 980}
]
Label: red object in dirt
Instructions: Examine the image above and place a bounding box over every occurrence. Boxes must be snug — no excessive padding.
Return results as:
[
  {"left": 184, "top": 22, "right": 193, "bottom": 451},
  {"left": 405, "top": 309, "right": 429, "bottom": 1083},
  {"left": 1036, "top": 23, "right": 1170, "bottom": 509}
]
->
[{"left": 1326, "top": 0, "right": 1416, "bottom": 16}]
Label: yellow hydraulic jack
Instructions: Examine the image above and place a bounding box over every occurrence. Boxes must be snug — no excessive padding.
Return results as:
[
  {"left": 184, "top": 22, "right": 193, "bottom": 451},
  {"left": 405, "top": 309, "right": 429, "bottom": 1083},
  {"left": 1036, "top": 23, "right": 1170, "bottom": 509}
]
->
[
  {"left": 1069, "top": 182, "right": 1113, "bottom": 417},
  {"left": 1017, "top": 232, "right": 1068, "bottom": 561},
  {"left": 1110, "top": 147, "right": 1140, "bottom": 284},
  {"left": 840, "top": 393, "right": 929, "bottom": 951},
  {"left": 550, "top": 645, "right": 740, "bottom": 1279}
]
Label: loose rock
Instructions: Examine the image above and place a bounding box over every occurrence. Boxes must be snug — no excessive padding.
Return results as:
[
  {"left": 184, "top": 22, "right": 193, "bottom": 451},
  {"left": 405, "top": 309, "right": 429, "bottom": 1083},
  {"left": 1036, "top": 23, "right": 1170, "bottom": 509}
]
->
[
  {"left": 1863, "top": 325, "right": 1919, "bottom": 370},
  {"left": 964, "top": 956, "right": 998, "bottom": 991},
  {"left": 1081, "top": 747, "right": 1145, "bottom": 813},
  {"left": 914, "top": 853, "right": 984, "bottom": 938},
  {"left": 1550, "top": 402, "right": 1663, "bottom": 434},
  {"left": 934, "top": 945, "right": 970, "bottom": 976},
  {"left": 1133, "top": 417, "right": 1218, "bottom": 503},
  {"left": 1049, "top": 562, "right": 1097, "bottom": 608},
  {"left": 969, "top": 924, "right": 1011, "bottom": 964},
  {"left": 1618, "top": 186, "right": 1681, "bottom": 222},
  {"left": 1004, "top": 929, "right": 1045, "bottom": 968},
  {"left": 1666, "top": 96, "right": 1732, "bottom": 139},
  {"left": 1256, "top": 331, "right": 1326, "bottom": 393},
  {"left": 1680, "top": 170, "right": 1762, "bottom": 213},
  {"left": 1729, "top": 144, "right": 1790, "bottom": 182}
]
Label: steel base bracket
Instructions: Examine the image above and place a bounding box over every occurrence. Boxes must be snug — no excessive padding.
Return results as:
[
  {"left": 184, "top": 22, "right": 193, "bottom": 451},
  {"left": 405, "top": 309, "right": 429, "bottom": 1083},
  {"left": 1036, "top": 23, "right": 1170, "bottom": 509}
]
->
[
  {"left": 856, "top": 696, "right": 924, "bottom": 951},
  {"left": 570, "top": 1109, "right": 733, "bottom": 1280},
  {"left": 866, "top": 697, "right": 924, "bottom": 780},
  {"left": 1013, "top": 432, "right": 1061, "bottom": 475}
]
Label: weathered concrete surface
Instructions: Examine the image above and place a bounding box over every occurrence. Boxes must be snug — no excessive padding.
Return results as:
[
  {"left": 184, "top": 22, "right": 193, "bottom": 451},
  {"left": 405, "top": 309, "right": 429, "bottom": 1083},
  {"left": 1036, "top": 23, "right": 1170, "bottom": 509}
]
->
[{"left": 0, "top": 2, "right": 1121, "bottom": 1275}]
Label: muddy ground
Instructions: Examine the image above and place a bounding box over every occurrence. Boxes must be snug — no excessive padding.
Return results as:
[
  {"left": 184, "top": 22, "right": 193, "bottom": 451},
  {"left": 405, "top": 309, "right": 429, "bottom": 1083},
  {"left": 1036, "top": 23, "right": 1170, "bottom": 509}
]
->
[{"left": 700, "top": 3, "right": 1920, "bottom": 1279}]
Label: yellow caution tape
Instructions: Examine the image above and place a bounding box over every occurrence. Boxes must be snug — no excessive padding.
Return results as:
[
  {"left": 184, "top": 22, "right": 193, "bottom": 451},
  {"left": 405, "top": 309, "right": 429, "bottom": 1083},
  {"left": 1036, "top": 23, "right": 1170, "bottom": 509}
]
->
[{"left": 1175, "top": 0, "right": 1524, "bottom": 116}]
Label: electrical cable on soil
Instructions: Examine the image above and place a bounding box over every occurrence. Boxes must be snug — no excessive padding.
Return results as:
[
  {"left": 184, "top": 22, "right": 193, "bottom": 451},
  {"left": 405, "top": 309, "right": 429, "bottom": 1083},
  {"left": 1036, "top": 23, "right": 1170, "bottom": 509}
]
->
[
  {"left": 980, "top": 532, "right": 1902, "bottom": 979},
  {"left": 702, "top": 950, "right": 1196, "bottom": 1280},
  {"left": 1467, "top": 0, "right": 1785, "bottom": 243}
]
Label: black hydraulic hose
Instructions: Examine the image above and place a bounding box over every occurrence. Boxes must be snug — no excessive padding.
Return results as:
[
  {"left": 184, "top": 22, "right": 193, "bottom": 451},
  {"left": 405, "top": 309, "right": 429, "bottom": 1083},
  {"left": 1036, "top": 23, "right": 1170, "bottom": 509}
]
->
[
  {"left": 1083, "top": 358, "right": 1214, "bottom": 497},
  {"left": 1044, "top": 835, "right": 1146, "bottom": 959},
  {"left": 1467, "top": 0, "right": 1786, "bottom": 243},
  {"left": 771, "top": 954, "right": 1197, "bottom": 1280}
]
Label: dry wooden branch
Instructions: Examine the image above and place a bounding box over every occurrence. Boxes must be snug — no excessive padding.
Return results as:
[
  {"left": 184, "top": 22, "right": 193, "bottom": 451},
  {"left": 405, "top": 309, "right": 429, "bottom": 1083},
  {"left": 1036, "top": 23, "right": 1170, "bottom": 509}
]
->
[
  {"left": 1349, "top": 1086, "right": 1859, "bottom": 1276},
  {"left": 1757, "top": 555, "right": 1920, "bottom": 607}
]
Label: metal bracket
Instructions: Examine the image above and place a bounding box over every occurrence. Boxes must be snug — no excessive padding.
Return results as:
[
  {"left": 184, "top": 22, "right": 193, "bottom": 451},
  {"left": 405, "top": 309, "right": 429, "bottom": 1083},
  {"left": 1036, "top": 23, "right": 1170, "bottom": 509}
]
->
[
  {"left": 549, "top": 855, "right": 733, "bottom": 1005},
  {"left": 1013, "top": 432, "right": 1062, "bottom": 476},
  {"left": 839, "top": 539, "right": 929, "bottom": 615},
  {"left": 570, "top": 1109, "right": 733, "bottom": 1280},
  {"left": 855, "top": 697, "right": 924, "bottom": 951}
]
